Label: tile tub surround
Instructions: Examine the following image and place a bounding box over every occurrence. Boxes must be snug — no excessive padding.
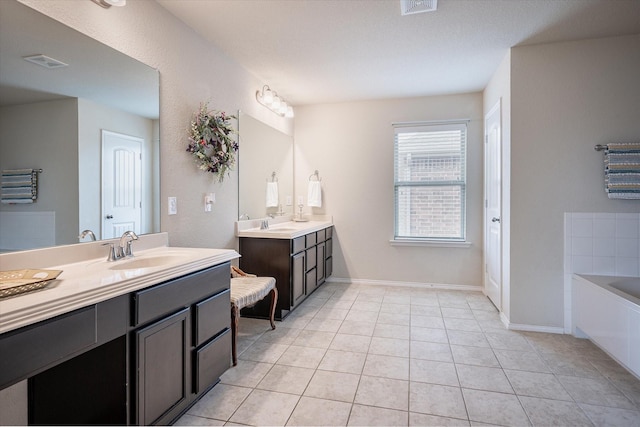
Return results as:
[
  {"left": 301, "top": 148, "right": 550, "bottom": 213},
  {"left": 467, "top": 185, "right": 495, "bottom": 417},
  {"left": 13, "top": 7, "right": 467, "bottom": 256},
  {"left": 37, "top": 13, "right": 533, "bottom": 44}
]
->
[
  {"left": 573, "top": 274, "right": 640, "bottom": 378},
  {"left": 175, "top": 282, "right": 640, "bottom": 427},
  {"left": 564, "top": 213, "right": 640, "bottom": 332}
]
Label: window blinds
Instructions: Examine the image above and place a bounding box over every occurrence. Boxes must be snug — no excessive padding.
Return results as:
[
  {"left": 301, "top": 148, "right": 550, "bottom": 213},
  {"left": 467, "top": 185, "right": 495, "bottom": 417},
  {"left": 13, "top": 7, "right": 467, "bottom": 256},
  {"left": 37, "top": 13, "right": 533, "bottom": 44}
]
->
[{"left": 393, "top": 123, "right": 467, "bottom": 240}]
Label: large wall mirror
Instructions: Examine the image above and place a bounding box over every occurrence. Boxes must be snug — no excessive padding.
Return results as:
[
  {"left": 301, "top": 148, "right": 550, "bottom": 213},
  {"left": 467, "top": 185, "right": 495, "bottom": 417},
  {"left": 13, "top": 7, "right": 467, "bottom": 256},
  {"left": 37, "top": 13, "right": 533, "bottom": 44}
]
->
[
  {"left": 238, "top": 112, "right": 293, "bottom": 221},
  {"left": 0, "top": 1, "right": 160, "bottom": 252}
]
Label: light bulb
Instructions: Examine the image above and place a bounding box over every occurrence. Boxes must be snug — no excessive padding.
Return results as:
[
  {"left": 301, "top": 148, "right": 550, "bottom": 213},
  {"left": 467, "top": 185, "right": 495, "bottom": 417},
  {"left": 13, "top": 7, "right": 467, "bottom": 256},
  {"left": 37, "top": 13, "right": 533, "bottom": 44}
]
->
[
  {"left": 271, "top": 95, "right": 281, "bottom": 110},
  {"left": 263, "top": 88, "right": 273, "bottom": 104},
  {"left": 285, "top": 106, "right": 294, "bottom": 118},
  {"left": 279, "top": 101, "right": 288, "bottom": 115}
]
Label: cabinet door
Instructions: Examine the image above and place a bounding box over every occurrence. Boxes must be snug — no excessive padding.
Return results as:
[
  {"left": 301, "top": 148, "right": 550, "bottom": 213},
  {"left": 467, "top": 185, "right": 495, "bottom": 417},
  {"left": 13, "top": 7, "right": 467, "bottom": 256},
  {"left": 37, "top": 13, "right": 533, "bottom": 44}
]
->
[
  {"left": 135, "top": 308, "right": 191, "bottom": 426},
  {"left": 316, "top": 242, "right": 326, "bottom": 286},
  {"left": 292, "top": 251, "right": 306, "bottom": 306}
]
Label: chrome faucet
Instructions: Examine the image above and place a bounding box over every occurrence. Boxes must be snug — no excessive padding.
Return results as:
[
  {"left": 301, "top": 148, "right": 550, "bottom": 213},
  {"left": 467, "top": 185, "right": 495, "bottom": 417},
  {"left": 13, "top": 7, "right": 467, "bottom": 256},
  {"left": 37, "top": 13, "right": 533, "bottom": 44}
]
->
[
  {"left": 78, "top": 229, "right": 96, "bottom": 242},
  {"left": 260, "top": 219, "right": 269, "bottom": 230},
  {"left": 118, "top": 230, "right": 139, "bottom": 258}
]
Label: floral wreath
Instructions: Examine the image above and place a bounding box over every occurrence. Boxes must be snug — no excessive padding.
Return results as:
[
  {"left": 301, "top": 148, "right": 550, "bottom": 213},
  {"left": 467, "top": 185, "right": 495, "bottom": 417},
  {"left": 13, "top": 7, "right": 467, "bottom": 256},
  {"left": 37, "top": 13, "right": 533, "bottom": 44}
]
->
[{"left": 186, "top": 102, "right": 238, "bottom": 182}]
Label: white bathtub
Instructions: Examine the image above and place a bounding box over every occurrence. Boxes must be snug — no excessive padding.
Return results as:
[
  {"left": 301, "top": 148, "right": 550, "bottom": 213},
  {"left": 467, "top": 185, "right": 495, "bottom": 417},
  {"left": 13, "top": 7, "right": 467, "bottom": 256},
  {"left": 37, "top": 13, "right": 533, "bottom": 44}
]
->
[{"left": 573, "top": 274, "right": 640, "bottom": 378}]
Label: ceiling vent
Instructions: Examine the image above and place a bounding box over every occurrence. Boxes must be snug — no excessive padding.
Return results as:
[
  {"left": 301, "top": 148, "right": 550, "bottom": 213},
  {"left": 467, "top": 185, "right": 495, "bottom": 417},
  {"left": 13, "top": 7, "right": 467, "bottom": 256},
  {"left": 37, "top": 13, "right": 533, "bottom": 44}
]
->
[
  {"left": 401, "top": 0, "right": 438, "bottom": 15},
  {"left": 23, "top": 54, "right": 68, "bottom": 69}
]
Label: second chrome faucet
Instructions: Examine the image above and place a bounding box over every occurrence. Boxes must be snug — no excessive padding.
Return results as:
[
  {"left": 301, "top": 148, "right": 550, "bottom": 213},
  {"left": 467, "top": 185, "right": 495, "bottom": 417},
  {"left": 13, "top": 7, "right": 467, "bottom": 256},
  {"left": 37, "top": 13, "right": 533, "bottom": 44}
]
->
[{"left": 103, "top": 230, "right": 139, "bottom": 261}]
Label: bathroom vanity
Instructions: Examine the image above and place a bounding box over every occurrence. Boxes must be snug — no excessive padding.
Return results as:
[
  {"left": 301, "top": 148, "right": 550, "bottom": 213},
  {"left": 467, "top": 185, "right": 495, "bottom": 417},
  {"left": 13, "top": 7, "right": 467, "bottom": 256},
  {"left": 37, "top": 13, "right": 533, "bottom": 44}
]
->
[
  {"left": 0, "top": 234, "right": 239, "bottom": 425},
  {"left": 236, "top": 218, "right": 333, "bottom": 319}
]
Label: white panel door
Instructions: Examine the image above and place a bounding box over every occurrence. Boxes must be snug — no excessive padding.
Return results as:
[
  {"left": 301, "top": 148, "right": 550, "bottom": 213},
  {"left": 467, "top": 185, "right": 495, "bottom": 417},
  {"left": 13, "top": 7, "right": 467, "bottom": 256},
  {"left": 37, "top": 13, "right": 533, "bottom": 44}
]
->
[
  {"left": 102, "top": 130, "right": 142, "bottom": 239},
  {"left": 484, "top": 101, "right": 502, "bottom": 310}
]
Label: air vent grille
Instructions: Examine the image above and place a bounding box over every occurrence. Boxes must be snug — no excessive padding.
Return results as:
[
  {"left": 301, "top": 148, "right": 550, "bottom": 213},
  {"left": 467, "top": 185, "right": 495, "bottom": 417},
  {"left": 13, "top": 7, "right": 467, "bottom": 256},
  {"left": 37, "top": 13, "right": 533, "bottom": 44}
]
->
[
  {"left": 23, "top": 54, "right": 68, "bottom": 69},
  {"left": 401, "top": 0, "right": 438, "bottom": 15}
]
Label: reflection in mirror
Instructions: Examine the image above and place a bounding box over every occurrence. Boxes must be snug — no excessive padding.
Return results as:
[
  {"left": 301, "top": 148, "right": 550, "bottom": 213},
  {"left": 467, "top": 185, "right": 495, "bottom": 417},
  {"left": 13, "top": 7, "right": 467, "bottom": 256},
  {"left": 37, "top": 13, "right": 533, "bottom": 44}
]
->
[
  {"left": 238, "top": 113, "right": 293, "bottom": 221},
  {"left": 0, "top": 1, "right": 160, "bottom": 252}
]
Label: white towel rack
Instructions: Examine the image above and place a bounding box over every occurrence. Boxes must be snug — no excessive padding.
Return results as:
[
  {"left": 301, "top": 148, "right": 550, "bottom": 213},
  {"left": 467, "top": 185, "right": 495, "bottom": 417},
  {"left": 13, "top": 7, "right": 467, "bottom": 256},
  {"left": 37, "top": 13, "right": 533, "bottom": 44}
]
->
[{"left": 309, "top": 170, "right": 321, "bottom": 181}]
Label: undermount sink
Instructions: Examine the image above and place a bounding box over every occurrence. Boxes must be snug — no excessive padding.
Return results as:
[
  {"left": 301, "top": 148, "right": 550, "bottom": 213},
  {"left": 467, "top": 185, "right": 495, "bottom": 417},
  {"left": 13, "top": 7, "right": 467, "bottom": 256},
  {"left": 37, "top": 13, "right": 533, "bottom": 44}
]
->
[{"left": 108, "top": 255, "right": 185, "bottom": 270}]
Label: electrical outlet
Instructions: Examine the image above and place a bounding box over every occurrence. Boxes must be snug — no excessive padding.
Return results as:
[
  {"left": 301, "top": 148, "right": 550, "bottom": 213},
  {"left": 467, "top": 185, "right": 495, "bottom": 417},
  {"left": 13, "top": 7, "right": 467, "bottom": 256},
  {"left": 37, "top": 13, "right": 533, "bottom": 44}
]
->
[
  {"left": 168, "top": 197, "right": 177, "bottom": 215},
  {"left": 286, "top": 196, "right": 292, "bottom": 206}
]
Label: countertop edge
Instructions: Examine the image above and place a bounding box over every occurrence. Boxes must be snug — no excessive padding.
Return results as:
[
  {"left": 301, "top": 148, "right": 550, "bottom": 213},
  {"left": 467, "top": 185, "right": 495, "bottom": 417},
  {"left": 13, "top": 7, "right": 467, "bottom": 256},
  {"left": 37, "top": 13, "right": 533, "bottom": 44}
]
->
[
  {"left": 237, "top": 221, "right": 333, "bottom": 239},
  {"left": 0, "top": 251, "right": 239, "bottom": 334}
]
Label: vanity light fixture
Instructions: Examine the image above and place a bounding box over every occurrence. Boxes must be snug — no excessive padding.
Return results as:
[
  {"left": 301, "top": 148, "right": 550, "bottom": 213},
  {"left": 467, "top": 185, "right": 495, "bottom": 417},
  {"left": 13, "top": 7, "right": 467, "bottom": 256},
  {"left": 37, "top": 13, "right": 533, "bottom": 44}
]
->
[
  {"left": 91, "top": 0, "right": 126, "bottom": 8},
  {"left": 256, "top": 85, "right": 294, "bottom": 118}
]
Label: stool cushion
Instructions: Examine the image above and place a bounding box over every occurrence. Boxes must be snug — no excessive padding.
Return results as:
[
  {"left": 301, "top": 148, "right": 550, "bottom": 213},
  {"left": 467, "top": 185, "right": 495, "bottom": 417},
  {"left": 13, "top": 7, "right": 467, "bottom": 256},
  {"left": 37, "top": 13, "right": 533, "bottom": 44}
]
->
[{"left": 230, "top": 276, "right": 276, "bottom": 310}]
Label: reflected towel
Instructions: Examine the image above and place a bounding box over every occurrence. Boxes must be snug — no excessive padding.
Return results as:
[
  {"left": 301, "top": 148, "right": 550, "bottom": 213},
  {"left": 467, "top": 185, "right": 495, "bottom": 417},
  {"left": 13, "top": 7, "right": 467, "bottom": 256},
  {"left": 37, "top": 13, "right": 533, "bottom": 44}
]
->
[
  {"left": 307, "top": 181, "right": 322, "bottom": 207},
  {"left": 266, "top": 182, "right": 279, "bottom": 207}
]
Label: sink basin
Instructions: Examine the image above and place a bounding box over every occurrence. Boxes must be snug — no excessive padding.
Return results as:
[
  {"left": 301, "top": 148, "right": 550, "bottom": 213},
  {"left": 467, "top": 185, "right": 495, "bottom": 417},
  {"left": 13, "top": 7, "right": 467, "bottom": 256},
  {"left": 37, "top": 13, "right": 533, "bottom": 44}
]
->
[{"left": 109, "top": 255, "right": 185, "bottom": 270}]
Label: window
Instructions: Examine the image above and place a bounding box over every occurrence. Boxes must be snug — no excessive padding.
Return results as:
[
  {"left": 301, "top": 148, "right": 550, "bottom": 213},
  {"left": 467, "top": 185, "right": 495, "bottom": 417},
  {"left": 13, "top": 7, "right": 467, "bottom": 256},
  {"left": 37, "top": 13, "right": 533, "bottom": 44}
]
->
[{"left": 394, "top": 122, "right": 467, "bottom": 241}]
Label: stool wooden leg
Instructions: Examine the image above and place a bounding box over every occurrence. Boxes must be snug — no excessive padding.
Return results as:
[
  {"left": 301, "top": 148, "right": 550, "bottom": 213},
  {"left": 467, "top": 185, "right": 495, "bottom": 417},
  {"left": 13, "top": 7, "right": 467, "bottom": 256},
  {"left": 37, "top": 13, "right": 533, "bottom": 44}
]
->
[
  {"left": 231, "top": 303, "right": 239, "bottom": 366},
  {"left": 269, "top": 287, "right": 278, "bottom": 330}
]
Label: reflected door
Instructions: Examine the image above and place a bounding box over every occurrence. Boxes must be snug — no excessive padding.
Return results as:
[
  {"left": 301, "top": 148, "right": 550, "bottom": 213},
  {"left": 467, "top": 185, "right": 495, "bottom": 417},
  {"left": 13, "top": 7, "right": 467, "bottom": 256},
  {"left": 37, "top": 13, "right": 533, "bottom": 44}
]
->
[{"left": 101, "top": 130, "right": 142, "bottom": 239}]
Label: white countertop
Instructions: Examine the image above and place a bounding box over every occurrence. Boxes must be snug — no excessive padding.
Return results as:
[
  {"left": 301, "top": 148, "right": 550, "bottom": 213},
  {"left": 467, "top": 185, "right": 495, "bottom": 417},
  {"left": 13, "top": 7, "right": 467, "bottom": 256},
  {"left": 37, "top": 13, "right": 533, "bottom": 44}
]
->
[
  {"left": 236, "top": 215, "right": 333, "bottom": 239},
  {"left": 0, "top": 243, "right": 239, "bottom": 334}
]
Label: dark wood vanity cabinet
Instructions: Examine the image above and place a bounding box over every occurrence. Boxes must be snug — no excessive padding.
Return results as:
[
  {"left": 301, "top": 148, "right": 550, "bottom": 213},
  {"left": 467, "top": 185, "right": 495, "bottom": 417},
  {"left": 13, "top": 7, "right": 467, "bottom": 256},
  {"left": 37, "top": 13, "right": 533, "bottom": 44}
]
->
[
  {"left": 239, "top": 226, "right": 333, "bottom": 320},
  {"left": 132, "top": 262, "right": 231, "bottom": 425},
  {"left": 0, "top": 261, "right": 232, "bottom": 426}
]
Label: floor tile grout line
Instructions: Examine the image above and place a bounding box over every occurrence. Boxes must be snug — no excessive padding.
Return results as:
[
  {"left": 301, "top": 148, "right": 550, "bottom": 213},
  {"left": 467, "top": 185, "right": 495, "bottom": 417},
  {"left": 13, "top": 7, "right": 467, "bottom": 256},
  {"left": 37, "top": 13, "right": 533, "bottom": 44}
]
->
[{"left": 221, "top": 282, "right": 640, "bottom": 427}]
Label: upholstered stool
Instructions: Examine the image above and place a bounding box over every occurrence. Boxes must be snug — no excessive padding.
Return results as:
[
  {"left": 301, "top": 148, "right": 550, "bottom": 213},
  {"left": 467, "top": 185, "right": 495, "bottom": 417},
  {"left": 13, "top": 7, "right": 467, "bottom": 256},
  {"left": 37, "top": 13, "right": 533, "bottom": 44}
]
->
[{"left": 230, "top": 275, "right": 278, "bottom": 366}]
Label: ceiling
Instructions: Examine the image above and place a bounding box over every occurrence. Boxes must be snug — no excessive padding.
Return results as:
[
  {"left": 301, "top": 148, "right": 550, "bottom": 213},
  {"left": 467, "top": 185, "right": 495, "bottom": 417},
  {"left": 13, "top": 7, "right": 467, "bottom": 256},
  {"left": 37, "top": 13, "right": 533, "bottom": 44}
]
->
[
  {"left": 0, "top": 0, "right": 159, "bottom": 118},
  {"left": 157, "top": 0, "right": 640, "bottom": 106}
]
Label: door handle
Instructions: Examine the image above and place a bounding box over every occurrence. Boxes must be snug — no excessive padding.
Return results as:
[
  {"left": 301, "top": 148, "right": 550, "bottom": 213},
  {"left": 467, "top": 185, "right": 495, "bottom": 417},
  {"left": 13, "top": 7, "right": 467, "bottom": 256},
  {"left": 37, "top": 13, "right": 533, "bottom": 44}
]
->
[
  {"left": 106, "top": 214, "right": 113, "bottom": 219},
  {"left": 491, "top": 217, "right": 500, "bottom": 223}
]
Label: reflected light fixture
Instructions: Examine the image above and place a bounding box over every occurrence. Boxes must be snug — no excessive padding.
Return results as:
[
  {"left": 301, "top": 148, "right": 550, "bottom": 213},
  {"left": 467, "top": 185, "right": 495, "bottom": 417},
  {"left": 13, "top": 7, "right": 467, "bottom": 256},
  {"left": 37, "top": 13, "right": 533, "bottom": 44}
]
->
[
  {"left": 256, "top": 85, "right": 294, "bottom": 118},
  {"left": 91, "top": 0, "right": 126, "bottom": 8}
]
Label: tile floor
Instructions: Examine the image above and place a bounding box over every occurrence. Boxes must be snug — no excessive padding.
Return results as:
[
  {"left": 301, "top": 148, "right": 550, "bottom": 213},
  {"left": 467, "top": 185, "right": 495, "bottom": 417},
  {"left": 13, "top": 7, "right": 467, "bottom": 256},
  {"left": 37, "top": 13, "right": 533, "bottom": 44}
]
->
[{"left": 176, "top": 282, "right": 640, "bottom": 426}]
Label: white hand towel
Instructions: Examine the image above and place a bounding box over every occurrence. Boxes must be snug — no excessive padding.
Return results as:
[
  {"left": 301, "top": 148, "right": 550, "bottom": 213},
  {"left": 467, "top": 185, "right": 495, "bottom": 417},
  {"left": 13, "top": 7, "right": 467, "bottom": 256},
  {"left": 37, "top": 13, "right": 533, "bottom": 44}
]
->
[
  {"left": 307, "top": 181, "right": 322, "bottom": 207},
  {"left": 266, "top": 182, "right": 279, "bottom": 207}
]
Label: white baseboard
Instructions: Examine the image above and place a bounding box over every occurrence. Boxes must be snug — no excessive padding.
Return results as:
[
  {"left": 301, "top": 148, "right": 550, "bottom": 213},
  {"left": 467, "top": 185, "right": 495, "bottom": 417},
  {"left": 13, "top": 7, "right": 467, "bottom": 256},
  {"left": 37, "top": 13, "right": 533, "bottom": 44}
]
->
[
  {"left": 501, "top": 314, "right": 565, "bottom": 334},
  {"left": 325, "top": 277, "right": 482, "bottom": 292}
]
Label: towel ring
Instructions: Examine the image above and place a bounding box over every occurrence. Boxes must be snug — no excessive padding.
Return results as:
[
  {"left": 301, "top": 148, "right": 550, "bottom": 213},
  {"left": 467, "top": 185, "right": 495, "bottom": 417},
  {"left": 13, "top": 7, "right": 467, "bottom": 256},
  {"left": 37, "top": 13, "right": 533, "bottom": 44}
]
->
[{"left": 309, "top": 170, "right": 321, "bottom": 181}]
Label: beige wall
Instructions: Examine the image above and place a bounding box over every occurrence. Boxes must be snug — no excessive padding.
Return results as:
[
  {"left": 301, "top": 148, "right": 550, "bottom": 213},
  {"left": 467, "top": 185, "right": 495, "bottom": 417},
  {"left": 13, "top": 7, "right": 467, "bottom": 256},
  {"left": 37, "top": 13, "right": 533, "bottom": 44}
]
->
[
  {"left": 509, "top": 34, "right": 640, "bottom": 328},
  {"left": 294, "top": 93, "right": 484, "bottom": 287},
  {"left": 20, "top": 0, "right": 292, "bottom": 251},
  {"left": 0, "top": 99, "right": 79, "bottom": 246}
]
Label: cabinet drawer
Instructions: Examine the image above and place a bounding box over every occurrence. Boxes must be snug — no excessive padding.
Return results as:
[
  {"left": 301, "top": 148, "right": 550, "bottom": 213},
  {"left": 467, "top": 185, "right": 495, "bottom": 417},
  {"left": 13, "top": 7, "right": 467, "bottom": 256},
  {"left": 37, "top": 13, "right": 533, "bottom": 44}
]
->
[
  {"left": 316, "top": 229, "right": 326, "bottom": 242},
  {"left": 326, "top": 226, "right": 333, "bottom": 239},
  {"left": 326, "top": 238, "right": 333, "bottom": 259},
  {"left": 194, "top": 328, "right": 231, "bottom": 394},
  {"left": 0, "top": 306, "right": 96, "bottom": 389},
  {"left": 133, "top": 262, "right": 230, "bottom": 326},
  {"left": 306, "top": 246, "right": 317, "bottom": 271},
  {"left": 305, "top": 232, "right": 317, "bottom": 248},
  {"left": 194, "top": 289, "right": 230, "bottom": 347},
  {"left": 292, "top": 236, "right": 305, "bottom": 254}
]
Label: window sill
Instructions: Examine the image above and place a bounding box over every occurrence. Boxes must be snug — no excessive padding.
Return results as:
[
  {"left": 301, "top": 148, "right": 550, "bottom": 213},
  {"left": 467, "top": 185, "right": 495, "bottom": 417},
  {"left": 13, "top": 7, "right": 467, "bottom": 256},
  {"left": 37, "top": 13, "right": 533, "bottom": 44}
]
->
[{"left": 389, "top": 239, "right": 472, "bottom": 248}]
